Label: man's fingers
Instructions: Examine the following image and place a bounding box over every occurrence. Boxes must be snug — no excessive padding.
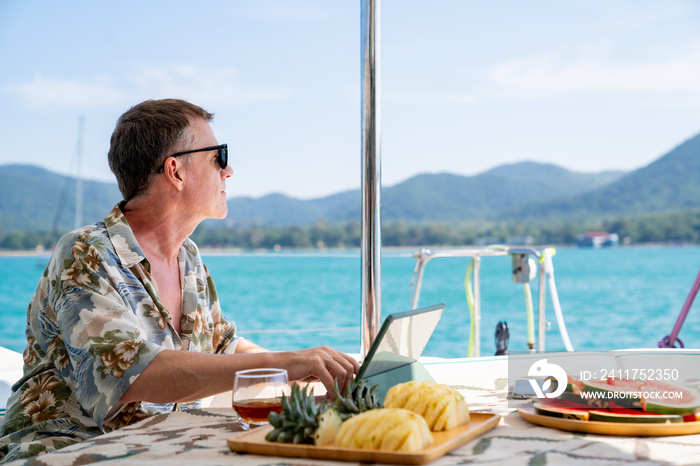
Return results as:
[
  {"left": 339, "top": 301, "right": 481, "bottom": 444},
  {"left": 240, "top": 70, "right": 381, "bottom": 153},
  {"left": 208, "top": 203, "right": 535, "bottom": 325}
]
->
[
  {"left": 333, "top": 355, "right": 357, "bottom": 389},
  {"left": 331, "top": 358, "right": 354, "bottom": 396},
  {"left": 327, "top": 356, "right": 359, "bottom": 398},
  {"left": 313, "top": 366, "right": 336, "bottom": 397},
  {"left": 283, "top": 347, "right": 360, "bottom": 398},
  {"left": 344, "top": 352, "right": 360, "bottom": 373}
]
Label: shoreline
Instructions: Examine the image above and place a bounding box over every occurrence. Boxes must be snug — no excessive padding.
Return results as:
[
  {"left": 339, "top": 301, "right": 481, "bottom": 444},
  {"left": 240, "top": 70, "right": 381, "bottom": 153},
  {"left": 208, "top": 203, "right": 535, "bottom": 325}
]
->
[
  {"left": 0, "top": 250, "right": 53, "bottom": 257},
  {"left": 0, "top": 242, "right": 697, "bottom": 258}
]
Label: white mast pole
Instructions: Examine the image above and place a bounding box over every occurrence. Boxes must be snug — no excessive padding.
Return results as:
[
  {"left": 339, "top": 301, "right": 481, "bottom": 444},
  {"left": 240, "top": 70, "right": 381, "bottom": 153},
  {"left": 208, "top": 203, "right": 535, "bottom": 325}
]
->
[
  {"left": 74, "top": 116, "right": 85, "bottom": 230},
  {"left": 360, "top": 0, "right": 382, "bottom": 357}
]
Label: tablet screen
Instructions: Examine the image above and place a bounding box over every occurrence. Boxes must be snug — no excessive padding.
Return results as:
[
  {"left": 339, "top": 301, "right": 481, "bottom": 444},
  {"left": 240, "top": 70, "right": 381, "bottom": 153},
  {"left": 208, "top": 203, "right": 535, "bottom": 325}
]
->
[{"left": 357, "top": 303, "right": 445, "bottom": 380}]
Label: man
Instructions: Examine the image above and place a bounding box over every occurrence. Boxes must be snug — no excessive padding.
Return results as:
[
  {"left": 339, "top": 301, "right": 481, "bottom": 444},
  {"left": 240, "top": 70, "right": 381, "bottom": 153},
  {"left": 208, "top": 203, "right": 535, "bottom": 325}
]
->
[{"left": 0, "top": 99, "right": 358, "bottom": 462}]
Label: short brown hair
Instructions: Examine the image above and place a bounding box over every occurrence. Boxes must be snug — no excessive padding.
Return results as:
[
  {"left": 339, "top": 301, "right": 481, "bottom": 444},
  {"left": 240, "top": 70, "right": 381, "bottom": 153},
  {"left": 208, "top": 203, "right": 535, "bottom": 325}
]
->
[{"left": 108, "top": 99, "right": 214, "bottom": 201}]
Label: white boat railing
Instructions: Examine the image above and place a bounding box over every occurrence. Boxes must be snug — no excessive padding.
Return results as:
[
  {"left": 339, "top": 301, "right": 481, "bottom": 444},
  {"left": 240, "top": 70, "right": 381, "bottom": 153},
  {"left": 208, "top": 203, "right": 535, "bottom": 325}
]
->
[
  {"left": 409, "top": 246, "right": 569, "bottom": 357},
  {"left": 0, "top": 346, "right": 23, "bottom": 413}
]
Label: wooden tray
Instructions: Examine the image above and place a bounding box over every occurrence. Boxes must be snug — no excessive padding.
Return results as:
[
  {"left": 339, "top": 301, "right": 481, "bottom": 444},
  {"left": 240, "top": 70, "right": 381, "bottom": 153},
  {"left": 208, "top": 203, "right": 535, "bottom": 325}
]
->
[
  {"left": 227, "top": 412, "right": 500, "bottom": 465},
  {"left": 518, "top": 401, "right": 700, "bottom": 437}
]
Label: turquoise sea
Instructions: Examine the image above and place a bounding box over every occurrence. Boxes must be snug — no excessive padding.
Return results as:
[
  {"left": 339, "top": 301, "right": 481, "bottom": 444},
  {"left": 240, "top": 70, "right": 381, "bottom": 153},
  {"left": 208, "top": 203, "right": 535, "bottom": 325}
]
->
[{"left": 1, "top": 246, "right": 699, "bottom": 358}]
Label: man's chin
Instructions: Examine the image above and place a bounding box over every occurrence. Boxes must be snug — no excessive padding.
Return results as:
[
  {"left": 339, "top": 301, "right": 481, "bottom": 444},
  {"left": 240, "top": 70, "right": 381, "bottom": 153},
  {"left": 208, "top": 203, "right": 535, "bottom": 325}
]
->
[{"left": 215, "top": 206, "right": 228, "bottom": 220}]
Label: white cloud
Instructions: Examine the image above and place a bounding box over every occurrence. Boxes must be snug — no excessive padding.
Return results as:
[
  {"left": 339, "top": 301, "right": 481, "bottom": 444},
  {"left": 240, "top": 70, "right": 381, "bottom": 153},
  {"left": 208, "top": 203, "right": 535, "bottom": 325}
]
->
[
  {"left": 4, "top": 73, "right": 124, "bottom": 109},
  {"left": 124, "top": 65, "right": 292, "bottom": 106},
  {"left": 3, "top": 65, "right": 292, "bottom": 110},
  {"left": 491, "top": 42, "right": 700, "bottom": 94}
]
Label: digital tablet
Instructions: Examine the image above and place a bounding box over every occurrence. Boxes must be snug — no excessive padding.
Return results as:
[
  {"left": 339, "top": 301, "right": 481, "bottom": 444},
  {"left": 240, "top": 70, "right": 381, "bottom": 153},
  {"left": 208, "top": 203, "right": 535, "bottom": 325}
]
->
[{"left": 356, "top": 303, "right": 445, "bottom": 398}]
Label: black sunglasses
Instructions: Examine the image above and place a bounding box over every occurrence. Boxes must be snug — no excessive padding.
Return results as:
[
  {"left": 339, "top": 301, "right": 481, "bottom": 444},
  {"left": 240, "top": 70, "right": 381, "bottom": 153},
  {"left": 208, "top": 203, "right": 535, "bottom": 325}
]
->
[{"left": 157, "top": 144, "right": 228, "bottom": 173}]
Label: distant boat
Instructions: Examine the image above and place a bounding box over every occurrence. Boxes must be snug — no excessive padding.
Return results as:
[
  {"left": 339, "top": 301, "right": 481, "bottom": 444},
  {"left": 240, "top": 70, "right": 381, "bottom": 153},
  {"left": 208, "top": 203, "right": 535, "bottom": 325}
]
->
[{"left": 575, "top": 231, "right": 619, "bottom": 247}]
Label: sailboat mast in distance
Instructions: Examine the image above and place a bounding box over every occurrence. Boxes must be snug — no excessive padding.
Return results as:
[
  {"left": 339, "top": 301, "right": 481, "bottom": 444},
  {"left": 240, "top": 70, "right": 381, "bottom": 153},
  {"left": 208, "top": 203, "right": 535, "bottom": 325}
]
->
[{"left": 74, "top": 116, "right": 85, "bottom": 230}]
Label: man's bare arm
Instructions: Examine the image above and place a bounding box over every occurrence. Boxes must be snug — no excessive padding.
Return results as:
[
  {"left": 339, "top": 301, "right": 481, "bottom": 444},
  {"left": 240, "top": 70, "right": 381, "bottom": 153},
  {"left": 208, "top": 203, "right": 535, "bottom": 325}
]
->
[
  {"left": 118, "top": 346, "right": 358, "bottom": 404},
  {"left": 234, "top": 338, "right": 267, "bottom": 354}
]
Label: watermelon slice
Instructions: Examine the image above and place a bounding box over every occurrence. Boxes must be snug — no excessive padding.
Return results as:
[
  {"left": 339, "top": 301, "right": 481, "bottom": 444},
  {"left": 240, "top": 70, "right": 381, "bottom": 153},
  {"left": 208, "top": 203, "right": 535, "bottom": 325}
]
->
[
  {"left": 555, "top": 390, "right": 615, "bottom": 409},
  {"left": 533, "top": 400, "right": 590, "bottom": 421},
  {"left": 583, "top": 378, "right": 642, "bottom": 409},
  {"left": 606, "top": 378, "right": 644, "bottom": 390},
  {"left": 582, "top": 378, "right": 643, "bottom": 409},
  {"left": 556, "top": 377, "right": 638, "bottom": 408},
  {"left": 640, "top": 380, "right": 700, "bottom": 416},
  {"left": 589, "top": 408, "right": 682, "bottom": 424},
  {"left": 538, "top": 395, "right": 592, "bottom": 409},
  {"left": 565, "top": 374, "right": 584, "bottom": 394}
]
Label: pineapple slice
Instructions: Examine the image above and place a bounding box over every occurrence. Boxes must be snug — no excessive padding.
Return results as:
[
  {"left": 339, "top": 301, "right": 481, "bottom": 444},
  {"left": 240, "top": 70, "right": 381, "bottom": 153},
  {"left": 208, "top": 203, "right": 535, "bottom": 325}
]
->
[
  {"left": 434, "top": 393, "right": 471, "bottom": 431},
  {"left": 349, "top": 410, "right": 382, "bottom": 448},
  {"left": 365, "top": 410, "right": 409, "bottom": 449},
  {"left": 335, "top": 408, "right": 433, "bottom": 452},
  {"left": 423, "top": 392, "right": 451, "bottom": 429},
  {"left": 381, "top": 419, "right": 428, "bottom": 452},
  {"left": 383, "top": 380, "right": 417, "bottom": 408},
  {"left": 378, "top": 423, "right": 413, "bottom": 451},
  {"left": 384, "top": 381, "right": 470, "bottom": 431},
  {"left": 399, "top": 424, "right": 429, "bottom": 452},
  {"left": 409, "top": 384, "right": 437, "bottom": 416},
  {"left": 335, "top": 409, "right": 379, "bottom": 448}
]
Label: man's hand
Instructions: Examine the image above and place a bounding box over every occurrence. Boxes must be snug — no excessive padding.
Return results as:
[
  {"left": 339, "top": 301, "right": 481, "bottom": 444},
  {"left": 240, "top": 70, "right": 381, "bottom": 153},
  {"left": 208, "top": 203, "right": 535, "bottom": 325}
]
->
[{"left": 278, "top": 346, "right": 359, "bottom": 398}]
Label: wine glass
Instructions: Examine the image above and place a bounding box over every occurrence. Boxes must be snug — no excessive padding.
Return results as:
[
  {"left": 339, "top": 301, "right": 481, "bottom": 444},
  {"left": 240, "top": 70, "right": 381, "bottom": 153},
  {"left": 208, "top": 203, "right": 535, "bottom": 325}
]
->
[{"left": 232, "top": 368, "right": 289, "bottom": 430}]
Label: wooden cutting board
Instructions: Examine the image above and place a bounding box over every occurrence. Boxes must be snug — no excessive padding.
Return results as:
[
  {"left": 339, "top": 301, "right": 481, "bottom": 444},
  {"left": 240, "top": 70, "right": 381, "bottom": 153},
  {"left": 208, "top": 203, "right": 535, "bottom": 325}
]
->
[{"left": 227, "top": 412, "right": 500, "bottom": 465}]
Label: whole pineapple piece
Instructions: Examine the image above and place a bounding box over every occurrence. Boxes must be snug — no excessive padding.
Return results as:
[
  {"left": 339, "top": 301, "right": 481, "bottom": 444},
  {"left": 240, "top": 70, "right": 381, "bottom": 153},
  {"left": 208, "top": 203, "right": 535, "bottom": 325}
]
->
[
  {"left": 266, "top": 384, "right": 320, "bottom": 444},
  {"left": 265, "top": 383, "right": 343, "bottom": 446},
  {"left": 334, "top": 408, "right": 434, "bottom": 452},
  {"left": 383, "top": 380, "right": 470, "bottom": 431},
  {"left": 331, "top": 378, "right": 382, "bottom": 421}
]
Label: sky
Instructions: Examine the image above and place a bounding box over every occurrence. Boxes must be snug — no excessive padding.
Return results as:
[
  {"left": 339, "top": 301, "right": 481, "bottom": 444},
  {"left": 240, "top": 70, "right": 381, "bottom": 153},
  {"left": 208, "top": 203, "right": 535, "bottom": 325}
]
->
[{"left": 1, "top": 0, "right": 700, "bottom": 200}]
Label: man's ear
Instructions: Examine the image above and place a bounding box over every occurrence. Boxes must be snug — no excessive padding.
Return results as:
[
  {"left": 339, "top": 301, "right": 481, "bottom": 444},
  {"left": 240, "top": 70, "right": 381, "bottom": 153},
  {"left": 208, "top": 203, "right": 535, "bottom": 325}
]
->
[{"left": 163, "top": 159, "right": 186, "bottom": 191}]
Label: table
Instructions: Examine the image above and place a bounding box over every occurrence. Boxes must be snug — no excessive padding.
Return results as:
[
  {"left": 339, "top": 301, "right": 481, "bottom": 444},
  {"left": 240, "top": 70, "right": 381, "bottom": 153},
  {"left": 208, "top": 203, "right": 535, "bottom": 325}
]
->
[{"left": 6, "top": 385, "right": 700, "bottom": 466}]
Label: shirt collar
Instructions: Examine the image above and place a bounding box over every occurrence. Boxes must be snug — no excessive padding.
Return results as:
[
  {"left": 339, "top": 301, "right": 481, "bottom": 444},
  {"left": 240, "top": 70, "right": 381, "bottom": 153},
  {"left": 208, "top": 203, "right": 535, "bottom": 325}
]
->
[{"left": 104, "top": 202, "right": 147, "bottom": 268}]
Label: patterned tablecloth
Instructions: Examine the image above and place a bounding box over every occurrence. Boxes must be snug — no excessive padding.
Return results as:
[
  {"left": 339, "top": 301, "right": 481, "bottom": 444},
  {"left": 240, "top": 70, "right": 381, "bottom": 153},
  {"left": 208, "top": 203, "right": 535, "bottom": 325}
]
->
[{"left": 5, "top": 385, "right": 700, "bottom": 466}]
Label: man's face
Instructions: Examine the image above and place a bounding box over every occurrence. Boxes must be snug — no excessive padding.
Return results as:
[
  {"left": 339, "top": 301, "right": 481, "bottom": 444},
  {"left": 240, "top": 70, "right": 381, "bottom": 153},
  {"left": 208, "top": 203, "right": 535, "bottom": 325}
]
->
[{"left": 181, "top": 118, "right": 233, "bottom": 220}]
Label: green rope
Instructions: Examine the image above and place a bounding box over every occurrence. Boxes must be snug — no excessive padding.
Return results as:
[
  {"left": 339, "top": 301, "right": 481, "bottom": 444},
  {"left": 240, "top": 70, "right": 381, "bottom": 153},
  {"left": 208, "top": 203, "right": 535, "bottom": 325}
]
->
[
  {"left": 524, "top": 282, "right": 535, "bottom": 349},
  {"left": 464, "top": 259, "right": 475, "bottom": 357}
]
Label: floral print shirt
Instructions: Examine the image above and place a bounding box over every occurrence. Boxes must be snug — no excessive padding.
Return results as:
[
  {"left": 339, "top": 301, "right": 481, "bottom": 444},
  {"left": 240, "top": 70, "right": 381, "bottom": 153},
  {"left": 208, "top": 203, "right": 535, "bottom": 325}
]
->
[{"left": 0, "top": 204, "right": 239, "bottom": 463}]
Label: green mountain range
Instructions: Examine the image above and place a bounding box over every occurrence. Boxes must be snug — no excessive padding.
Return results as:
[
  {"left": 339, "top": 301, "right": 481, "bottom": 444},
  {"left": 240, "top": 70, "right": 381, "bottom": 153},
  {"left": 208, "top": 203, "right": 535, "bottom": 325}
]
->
[
  {"left": 223, "top": 164, "right": 624, "bottom": 226},
  {"left": 0, "top": 164, "right": 121, "bottom": 233},
  {"left": 505, "top": 132, "right": 700, "bottom": 220},
  {"left": 1, "top": 130, "right": 699, "bottom": 233}
]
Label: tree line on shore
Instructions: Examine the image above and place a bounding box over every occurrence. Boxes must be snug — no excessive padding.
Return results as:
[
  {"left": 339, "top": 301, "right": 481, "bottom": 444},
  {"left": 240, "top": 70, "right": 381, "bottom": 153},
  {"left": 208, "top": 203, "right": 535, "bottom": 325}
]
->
[{"left": 2, "top": 209, "right": 699, "bottom": 251}]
